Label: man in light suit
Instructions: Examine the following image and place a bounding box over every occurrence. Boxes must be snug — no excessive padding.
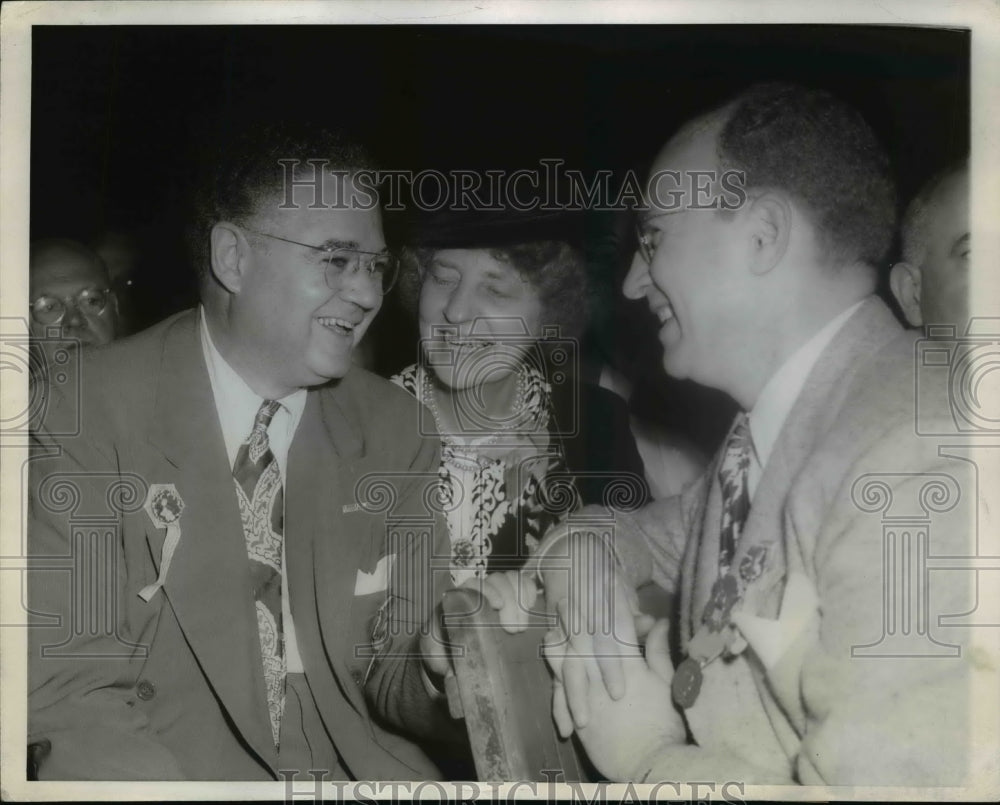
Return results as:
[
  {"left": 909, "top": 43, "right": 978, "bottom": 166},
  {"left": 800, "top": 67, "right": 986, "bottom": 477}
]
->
[
  {"left": 483, "top": 83, "right": 979, "bottom": 785},
  {"left": 27, "top": 124, "right": 451, "bottom": 780}
]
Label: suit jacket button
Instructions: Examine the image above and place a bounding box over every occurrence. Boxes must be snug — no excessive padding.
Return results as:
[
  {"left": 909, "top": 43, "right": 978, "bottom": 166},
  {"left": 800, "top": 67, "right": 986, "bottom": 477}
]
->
[{"left": 136, "top": 679, "right": 156, "bottom": 701}]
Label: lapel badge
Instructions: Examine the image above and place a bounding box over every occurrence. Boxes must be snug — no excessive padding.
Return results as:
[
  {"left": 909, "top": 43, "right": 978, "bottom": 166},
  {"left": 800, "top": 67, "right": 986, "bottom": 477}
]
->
[
  {"left": 739, "top": 544, "right": 769, "bottom": 584},
  {"left": 139, "top": 483, "right": 185, "bottom": 602}
]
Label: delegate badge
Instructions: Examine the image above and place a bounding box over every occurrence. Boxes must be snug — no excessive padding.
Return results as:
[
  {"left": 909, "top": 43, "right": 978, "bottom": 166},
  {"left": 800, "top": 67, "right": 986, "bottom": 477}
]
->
[
  {"left": 139, "top": 483, "right": 185, "bottom": 602},
  {"left": 672, "top": 657, "right": 703, "bottom": 709},
  {"left": 738, "top": 544, "right": 770, "bottom": 584}
]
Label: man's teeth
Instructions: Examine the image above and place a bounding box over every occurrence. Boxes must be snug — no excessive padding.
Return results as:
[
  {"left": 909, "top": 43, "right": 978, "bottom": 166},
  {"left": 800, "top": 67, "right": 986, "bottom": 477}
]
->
[
  {"left": 317, "top": 316, "right": 356, "bottom": 333},
  {"left": 657, "top": 303, "right": 675, "bottom": 324}
]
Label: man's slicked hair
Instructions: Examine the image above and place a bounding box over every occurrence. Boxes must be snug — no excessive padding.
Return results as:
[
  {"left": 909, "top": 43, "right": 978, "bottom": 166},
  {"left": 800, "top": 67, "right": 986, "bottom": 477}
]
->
[
  {"left": 188, "top": 121, "right": 377, "bottom": 280},
  {"left": 717, "top": 82, "right": 896, "bottom": 267}
]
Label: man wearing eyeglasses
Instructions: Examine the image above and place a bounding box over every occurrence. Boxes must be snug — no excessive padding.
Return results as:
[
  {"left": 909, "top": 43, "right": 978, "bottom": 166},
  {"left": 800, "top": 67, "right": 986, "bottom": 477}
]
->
[
  {"left": 482, "top": 84, "right": 976, "bottom": 787},
  {"left": 29, "top": 238, "right": 120, "bottom": 347},
  {"left": 27, "top": 124, "right": 451, "bottom": 781}
]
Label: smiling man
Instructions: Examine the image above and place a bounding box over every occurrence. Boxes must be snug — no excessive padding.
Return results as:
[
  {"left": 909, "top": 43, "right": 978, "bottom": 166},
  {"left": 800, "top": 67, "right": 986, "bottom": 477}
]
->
[
  {"left": 27, "top": 124, "right": 449, "bottom": 781},
  {"left": 494, "top": 84, "right": 977, "bottom": 786}
]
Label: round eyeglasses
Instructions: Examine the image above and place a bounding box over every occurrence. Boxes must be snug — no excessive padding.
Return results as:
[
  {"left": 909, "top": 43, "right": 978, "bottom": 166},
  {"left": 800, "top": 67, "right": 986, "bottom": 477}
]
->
[
  {"left": 30, "top": 287, "right": 112, "bottom": 326},
  {"left": 240, "top": 226, "right": 399, "bottom": 295},
  {"left": 634, "top": 208, "right": 687, "bottom": 264}
]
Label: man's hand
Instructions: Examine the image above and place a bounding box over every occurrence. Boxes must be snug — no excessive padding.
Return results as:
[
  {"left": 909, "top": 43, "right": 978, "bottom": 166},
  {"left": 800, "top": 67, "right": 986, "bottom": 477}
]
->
[
  {"left": 424, "top": 569, "right": 543, "bottom": 685},
  {"left": 419, "top": 605, "right": 450, "bottom": 679},
  {"left": 471, "top": 526, "right": 646, "bottom": 717},
  {"left": 471, "top": 569, "right": 539, "bottom": 633},
  {"left": 544, "top": 618, "right": 687, "bottom": 780},
  {"left": 472, "top": 528, "right": 650, "bottom": 727},
  {"left": 534, "top": 528, "right": 641, "bottom": 720}
]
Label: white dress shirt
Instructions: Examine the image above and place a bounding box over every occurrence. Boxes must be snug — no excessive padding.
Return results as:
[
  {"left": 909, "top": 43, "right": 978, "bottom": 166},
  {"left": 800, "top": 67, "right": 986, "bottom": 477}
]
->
[
  {"left": 746, "top": 300, "right": 865, "bottom": 498},
  {"left": 199, "top": 308, "right": 308, "bottom": 673}
]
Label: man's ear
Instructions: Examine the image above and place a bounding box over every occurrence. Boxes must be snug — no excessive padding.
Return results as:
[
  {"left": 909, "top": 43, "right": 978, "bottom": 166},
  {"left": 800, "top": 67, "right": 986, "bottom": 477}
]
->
[
  {"left": 209, "top": 222, "right": 248, "bottom": 294},
  {"left": 889, "top": 261, "right": 923, "bottom": 327},
  {"left": 746, "top": 194, "right": 790, "bottom": 276}
]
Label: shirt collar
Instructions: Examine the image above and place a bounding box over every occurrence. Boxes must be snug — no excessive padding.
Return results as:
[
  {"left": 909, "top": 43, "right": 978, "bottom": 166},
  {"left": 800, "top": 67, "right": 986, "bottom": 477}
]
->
[
  {"left": 748, "top": 299, "right": 865, "bottom": 471},
  {"left": 198, "top": 306, "right": 307, "bottom": 467}
]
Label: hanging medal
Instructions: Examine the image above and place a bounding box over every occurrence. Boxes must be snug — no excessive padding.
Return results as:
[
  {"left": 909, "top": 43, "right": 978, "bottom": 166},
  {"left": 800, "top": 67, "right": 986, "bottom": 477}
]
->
[{"left": 672, "top": 573, "right": 744, "bottom": 708}]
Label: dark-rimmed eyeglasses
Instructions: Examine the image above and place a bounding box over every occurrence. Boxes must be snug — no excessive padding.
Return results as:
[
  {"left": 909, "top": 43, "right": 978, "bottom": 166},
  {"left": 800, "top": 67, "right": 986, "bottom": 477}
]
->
[
  {"left": 30, "top": 287, "right": 112, "bottom": 326},
  {"left": 240, "top": 226, "right": 399, "bottom": 295}
]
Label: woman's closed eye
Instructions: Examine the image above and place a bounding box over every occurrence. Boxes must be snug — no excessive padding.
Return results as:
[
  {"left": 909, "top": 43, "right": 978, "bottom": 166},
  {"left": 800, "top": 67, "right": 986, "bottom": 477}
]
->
[
  {"left": 427, "top": 266, "right": 460, "bottom": 287},
  {"left": 484, "top": 284, "right": 518, "bottom": 301}
]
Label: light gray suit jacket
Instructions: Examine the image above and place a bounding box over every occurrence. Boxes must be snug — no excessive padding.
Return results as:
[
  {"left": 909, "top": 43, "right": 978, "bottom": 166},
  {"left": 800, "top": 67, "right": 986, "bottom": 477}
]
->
[{"left": 609, "top": 297, "right": 976, "bottom": 785}]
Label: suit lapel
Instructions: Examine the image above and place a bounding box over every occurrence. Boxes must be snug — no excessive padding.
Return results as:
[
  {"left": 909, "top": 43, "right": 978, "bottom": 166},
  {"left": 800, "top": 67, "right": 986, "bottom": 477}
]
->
[
  {"left": 735, "top": 297, "right": 904, "bottom": 615},
  {"left": 687, "top": 298, "right": 903, "bottom": 624},
  {"left": 145, "top": 311, "right": 277, "bottom": 771},
  {"left": 285, "top": 384, "right": 371, "bottom": 723}
]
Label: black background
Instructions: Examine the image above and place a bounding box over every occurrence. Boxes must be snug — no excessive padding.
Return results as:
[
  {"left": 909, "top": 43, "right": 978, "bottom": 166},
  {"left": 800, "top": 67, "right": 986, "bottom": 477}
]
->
[{"left": 31, "top": 24, "right": 970, "bottom": 451}]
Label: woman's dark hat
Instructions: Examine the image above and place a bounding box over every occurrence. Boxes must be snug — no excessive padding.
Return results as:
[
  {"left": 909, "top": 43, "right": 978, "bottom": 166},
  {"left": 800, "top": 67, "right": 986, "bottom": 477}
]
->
[{"left": 403, "top": 206, "right": 588, "bottom": 251}]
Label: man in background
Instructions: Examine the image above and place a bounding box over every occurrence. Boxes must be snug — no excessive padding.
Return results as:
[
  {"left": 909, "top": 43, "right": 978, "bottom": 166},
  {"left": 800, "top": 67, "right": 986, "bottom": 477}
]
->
[
  {"left": 29, "top": 238, "right": 119, "bottom": 347},
  {"left": 890, "top": 160, "right": 970, "bottom": 331}
]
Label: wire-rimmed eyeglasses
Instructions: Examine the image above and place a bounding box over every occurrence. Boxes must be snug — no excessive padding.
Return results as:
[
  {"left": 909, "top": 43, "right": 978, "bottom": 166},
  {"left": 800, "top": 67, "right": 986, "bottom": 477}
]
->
[
  {"left": 240, "top": 226, "right": 399, "bottom": 295},
  {"left": 30, "top": 287, "right": 113, "bottom": 326},
  {"left": 634, "top": 208, "right": 687, "bottom": 265}
]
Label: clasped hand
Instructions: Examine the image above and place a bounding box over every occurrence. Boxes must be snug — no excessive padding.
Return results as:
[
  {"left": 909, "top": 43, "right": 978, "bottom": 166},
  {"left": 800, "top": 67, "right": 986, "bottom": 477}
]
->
[{"left": 474, "top": 530, "right": 687, "bottom": 780}]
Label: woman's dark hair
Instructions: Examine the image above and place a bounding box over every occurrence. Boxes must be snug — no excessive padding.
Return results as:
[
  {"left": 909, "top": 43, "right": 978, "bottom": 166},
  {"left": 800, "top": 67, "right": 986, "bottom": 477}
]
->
[{"left": 397, "top": 240, "right": 589, "bottom": 340}]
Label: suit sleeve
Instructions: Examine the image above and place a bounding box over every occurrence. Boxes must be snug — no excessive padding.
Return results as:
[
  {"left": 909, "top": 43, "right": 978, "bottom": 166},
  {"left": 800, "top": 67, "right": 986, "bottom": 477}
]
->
[
  {"left": 617, "top": 425, "right": 977, "bottom": 786},
  {"left": 606, "top": 473, "right": 706, "bottom": 596},
  {"left": 363, "top": 432, "right": 463, "bottom": 744},
  {"left": 787, "top": 421, "right": 976, "bottom": 786},
  {"left": 27, "top": 384, "right": 185, "bottom": 780}
]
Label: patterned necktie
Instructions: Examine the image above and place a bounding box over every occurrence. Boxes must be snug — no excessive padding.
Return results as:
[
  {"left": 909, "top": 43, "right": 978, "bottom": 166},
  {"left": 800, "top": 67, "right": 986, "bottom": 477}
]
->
[
  {"left": 672, "top": 412, "right": 756, "bottom": 709},
  {"left": 233, "top": 399, "right": 285, "bottom": 748},
  {"left": 717, "top": 412, "right": 752, "bottom": 575}
]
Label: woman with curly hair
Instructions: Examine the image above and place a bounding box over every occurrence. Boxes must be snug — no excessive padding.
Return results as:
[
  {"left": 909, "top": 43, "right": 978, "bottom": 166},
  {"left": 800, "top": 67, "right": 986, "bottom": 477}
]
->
[{"left": 392, "top": 220, "right": 647, "bottom": 584}]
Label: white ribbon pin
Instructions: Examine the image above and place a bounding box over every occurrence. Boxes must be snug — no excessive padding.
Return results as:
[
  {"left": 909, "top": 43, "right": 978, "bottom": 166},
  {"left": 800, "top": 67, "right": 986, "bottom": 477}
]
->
[
  {"left": 139, "top": 484, "right": 185, "bottom": 602},
  {"left": 731, "top": 571, "right": 819, "bottom": 670},
  {"left": 354, "top": 553, "right": 395, "bottom": 596}
]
